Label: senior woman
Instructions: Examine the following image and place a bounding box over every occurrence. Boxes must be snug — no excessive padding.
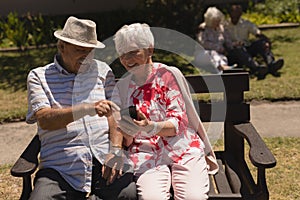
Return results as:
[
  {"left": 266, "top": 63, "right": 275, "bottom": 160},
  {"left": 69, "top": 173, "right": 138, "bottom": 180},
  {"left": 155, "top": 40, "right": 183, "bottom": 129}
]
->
[
  {"left": 195, "top": 7, "right": 235, "bottom": 74},
  {"left": 112, "top": 23, "right": 218, "bottom": 200}
]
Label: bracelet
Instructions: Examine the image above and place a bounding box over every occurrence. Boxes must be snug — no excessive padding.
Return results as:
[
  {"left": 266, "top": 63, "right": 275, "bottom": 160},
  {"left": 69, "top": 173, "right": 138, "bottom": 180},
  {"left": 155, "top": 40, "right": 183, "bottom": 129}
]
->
[
  {"left": 111, "top": 145, "right": 123, "bottom": 149},
  {"left": 147, "top": 122, "right": 158, "bottom": 137}
]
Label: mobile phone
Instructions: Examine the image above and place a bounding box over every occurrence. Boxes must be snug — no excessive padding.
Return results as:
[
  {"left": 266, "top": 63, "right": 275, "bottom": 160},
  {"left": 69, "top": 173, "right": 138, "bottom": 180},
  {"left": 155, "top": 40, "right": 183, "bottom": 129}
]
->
[{"left": 120, "top": 105, "right": 139, "bottom": 120}]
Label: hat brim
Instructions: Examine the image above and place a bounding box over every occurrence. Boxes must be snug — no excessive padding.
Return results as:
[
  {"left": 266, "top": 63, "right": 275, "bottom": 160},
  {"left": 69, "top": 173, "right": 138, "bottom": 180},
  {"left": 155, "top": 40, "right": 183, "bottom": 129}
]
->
[{"left": 54, "top": 30, "right": 105, "bottom": 48}]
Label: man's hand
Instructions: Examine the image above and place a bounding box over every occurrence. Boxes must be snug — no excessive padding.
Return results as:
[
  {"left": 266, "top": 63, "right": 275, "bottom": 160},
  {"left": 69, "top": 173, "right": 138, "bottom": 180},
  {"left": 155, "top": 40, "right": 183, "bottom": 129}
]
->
[
  {"left": 232, "top": 41, "right": 244, "bottom": 47},
  {"left": 95, "top": 100, "right": 120, "bottom": 117},
  {"left": 102, "top": 152, "right": 124, "bottom": 185}
]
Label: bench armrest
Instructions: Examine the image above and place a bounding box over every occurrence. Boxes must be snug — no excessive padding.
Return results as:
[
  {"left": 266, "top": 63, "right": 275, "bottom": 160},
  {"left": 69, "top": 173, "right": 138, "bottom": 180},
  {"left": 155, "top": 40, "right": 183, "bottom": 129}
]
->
[
  {"left": 11, "top": 135, "right": 40, "bottom": 177},
  {"left": 233, "top": 122, "right": 276, "bottom": 168}
]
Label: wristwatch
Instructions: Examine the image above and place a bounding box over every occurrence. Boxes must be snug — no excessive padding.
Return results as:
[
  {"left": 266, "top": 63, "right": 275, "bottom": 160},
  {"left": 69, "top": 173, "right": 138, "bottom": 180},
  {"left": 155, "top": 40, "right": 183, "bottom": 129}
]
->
[{"left": 109, "top": 146, "right": 123, "bottom": 157}]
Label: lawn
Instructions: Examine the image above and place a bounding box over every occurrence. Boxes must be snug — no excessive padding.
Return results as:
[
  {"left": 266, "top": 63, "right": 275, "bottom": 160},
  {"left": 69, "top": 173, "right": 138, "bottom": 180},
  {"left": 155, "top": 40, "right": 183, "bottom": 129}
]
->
[
  {"left": 245, "top": 27, "right": 300, "bottom": 101},
  {"left": 0, "top": 27, "right": 299, "bottom": 199},
  {"left": 1, "top": 137, "right": 299, "bottom": 199},
  {"left": 0, "top": 27, "right": 300, "bottom": 122}
]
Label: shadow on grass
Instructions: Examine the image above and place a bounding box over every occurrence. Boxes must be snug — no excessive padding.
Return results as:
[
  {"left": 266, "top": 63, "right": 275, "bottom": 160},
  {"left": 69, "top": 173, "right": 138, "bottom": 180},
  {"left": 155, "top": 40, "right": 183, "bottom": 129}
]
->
[
  {"left": 0, "top": 47, "right": 197, "bottom": 92},
  {"left": 0, "top": 31, "right": 298, "bottom": 92},
  {"left": 0, "top": 48, "right": 56, "bottom": 91},
  {"left": 270, "top": 32, "right": 300, "bottom": 43}
]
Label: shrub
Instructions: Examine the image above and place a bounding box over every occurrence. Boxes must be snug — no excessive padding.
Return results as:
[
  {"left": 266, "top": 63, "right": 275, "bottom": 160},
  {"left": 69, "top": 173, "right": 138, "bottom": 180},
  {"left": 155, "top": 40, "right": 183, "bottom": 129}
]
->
[
  {"left": 245, "top": 0, "right": 300, "bottom": 24},
  {"left": 0, "top": 12, "right": 28, "bottom": 50}
]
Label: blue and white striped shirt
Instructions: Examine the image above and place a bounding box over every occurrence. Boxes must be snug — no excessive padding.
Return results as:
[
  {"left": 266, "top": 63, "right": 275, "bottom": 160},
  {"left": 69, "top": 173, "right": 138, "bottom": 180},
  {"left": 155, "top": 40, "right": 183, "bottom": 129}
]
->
[{"left": 26, "top": 55, "right": 116, "bottom": 192}]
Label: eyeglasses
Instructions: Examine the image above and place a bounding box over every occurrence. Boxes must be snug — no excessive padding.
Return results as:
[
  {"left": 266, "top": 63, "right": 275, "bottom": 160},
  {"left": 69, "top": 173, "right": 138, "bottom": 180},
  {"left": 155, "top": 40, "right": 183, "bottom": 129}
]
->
[{"left": 119, "top": 49, "right": 143, "bottom": 60}]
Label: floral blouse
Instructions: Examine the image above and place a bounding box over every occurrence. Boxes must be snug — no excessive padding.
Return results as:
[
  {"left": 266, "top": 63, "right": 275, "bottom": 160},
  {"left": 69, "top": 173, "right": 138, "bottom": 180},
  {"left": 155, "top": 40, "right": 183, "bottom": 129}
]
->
[
  {"left": 126, "top": 63, "right": 204, "bottom": 174},
  {"left": 197, "top": 23, "right": 232, "bottom": 52}
]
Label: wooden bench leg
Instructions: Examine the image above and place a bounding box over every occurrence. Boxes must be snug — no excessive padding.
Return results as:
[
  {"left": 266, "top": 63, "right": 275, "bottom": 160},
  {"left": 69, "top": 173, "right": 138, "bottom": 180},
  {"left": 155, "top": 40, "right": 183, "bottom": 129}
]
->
[
  {"left": 20, "top": 175, "right": 32, "bottom": 200},
  {"left": 256, "top": 167, "right": 269, "bottom": 200}
]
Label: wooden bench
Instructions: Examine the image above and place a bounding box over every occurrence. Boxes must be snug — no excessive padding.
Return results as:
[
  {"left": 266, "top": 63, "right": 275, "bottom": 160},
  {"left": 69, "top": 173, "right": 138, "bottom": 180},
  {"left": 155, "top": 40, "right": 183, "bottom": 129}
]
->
[{"left": 11, "top": 71, "right": 276, "bottom": 200}]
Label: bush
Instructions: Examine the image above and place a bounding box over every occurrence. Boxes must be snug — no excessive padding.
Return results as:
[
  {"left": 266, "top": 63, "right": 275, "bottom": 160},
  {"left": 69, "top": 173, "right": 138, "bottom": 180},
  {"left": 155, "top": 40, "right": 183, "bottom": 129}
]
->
[
  {"left": 245, "top": 0, "right": 300, "bottom": 24},
  {"left": 0, "top": 12, "right": 28, "bottom": 50},
  {"left": 0, "top": 12, "right": 63, "bottom": 50},
  {"left": 0, "top": 0, "right": 299, "bottom": 49}
]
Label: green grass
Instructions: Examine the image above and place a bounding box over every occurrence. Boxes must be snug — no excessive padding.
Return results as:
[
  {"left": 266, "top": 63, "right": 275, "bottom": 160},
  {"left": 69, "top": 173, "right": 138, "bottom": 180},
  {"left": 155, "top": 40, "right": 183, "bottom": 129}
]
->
[
  {"left": 246, "top": 27, "right": 300, "bottom": 101},
  {"left": 262, "top": 137, "right": 300, "bottom": 200},
  {"left": 0, "top": 48, "right": 56, "bottom": 122},
  {"left": 0, "top": 27, "right": 300, "bottom": 122},
  {"left": 212, "top": 137, "right": 300, "bottom": 200},
  {"left": 1, "top": 137, "right": 299, "bottom": 199},
  {"left": 0, "top": 28, "right": 299, "bottom": 198}
]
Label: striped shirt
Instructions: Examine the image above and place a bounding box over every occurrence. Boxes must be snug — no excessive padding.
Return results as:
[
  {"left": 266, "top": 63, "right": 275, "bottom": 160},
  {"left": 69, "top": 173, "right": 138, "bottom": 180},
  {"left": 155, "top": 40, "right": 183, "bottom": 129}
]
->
[{"left": 26, "top": 55, "right": 116, "bottom": 192}]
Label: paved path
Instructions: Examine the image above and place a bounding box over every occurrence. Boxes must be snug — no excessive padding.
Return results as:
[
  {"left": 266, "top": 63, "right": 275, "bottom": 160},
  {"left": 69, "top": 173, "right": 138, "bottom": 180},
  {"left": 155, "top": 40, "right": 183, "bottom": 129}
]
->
[{"left": 1, "top": 101, "right": 299, "bottom": 165}]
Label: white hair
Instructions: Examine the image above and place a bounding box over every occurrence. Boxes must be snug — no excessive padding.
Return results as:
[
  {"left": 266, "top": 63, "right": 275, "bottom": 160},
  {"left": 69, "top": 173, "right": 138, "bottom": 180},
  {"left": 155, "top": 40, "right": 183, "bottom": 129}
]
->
[
  {"left": 204, "top": 7, "right": 224, "bottom": 27},
  {"left": 114, "top": 23, "right": 154, "bottom": 56}
]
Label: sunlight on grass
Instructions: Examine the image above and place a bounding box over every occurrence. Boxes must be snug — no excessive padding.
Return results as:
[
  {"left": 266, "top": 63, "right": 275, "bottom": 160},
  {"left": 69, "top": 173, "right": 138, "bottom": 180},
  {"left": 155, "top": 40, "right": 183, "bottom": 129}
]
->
[
  {"left": 263, "top": 137, "right": 300, "bottom": 200},
  {"left": 0, "top": 90, "right": 27, "bottom": 122},
  {"left": 245, "top": 137, "right": 300, "bottom": 200},
  {"left": 0, "top": 28, "right": 300, "bottom": 121},
  {"left": 0, "top": 164, "right": 22, "bottom": 200},
  {"left": 246, "top": 27, "right": 300, "bottom": 101},
  {"left": 214, "top": 137, "right": 299, "bottom": 200},
  {"left": 1, "top": 137, "right": 298, "bottom": 199}
]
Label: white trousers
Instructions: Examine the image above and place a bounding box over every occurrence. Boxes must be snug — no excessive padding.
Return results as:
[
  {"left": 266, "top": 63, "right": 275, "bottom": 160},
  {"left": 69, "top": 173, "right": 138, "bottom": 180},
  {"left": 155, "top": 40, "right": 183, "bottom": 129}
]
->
[{"left": 135, "top": 155, "right": 209, "bottom": 200}]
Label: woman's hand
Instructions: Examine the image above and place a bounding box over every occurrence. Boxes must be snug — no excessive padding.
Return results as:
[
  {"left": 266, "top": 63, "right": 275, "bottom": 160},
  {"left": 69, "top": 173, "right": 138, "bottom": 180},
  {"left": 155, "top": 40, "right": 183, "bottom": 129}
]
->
[
  {"left": 102, "top": 152, "right": 123, "bottom": 185},
  {"left": 118, "top": 109, "right": 155, "bottom": 136}
]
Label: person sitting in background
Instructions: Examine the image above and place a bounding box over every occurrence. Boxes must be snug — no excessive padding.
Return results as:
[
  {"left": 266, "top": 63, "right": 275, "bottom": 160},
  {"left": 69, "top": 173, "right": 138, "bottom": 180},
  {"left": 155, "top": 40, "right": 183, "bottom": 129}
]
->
[
  {"left": 26, "top": 16, "right": 136, "bottom": 200},
  {"left": 225, "top": 4, "right": 284, "bottom": 78},
  {"left": 113, "top": 23, "right": 218, "bottom": 200},
  {"left": 195, "top": 7, "right": 236, "bottom": 74}
]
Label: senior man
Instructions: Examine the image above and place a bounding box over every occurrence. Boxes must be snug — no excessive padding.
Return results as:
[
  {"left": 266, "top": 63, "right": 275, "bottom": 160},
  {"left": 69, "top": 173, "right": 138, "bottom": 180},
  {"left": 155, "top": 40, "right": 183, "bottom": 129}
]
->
[{"left": 26, "top": 16, "right": 136, "bottom": 200}]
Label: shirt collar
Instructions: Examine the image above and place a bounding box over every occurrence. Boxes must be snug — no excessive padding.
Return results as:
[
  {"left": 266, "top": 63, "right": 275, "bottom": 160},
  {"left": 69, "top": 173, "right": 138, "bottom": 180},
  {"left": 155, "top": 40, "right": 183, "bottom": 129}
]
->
[
  {"left": 54, "top": 55, "right": 95, "bottom": 75},
  {"left": 54, "top": 55, "right": 71, "bottom": 75},
  {"left": 230, "top": 18, "right": 244, "bottom": 26}
]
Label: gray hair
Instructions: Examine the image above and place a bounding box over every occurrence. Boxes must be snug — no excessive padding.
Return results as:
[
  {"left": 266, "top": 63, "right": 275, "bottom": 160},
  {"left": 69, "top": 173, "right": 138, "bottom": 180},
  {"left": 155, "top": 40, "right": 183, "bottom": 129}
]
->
[
  {"left": 204, "top": 7, "right": 224, "bottom": 27},
  {"left": 114, "top": 23, "right": 154, "bottom": 56}
]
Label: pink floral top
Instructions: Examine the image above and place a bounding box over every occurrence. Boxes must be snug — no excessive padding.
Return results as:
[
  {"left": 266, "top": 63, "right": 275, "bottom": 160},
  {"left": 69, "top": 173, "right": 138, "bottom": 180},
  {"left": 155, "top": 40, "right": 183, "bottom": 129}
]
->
[{"left": 126, "top": 63, "right": 204, "bottom": 174}]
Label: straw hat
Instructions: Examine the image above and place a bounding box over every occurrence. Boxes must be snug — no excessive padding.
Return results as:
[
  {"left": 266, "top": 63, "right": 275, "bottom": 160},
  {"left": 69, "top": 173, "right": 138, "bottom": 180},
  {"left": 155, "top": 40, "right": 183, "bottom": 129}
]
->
[{"left": 54, "top": 16, "right": 105, "bottom": 48}]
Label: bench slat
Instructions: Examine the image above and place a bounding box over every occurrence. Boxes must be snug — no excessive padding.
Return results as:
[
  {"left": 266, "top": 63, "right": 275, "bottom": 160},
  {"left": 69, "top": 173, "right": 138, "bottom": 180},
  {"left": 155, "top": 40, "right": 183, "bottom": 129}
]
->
[
  {"left": 209, "top": 193, "right": 242, "bottom": 200},
  {"left": 209, "top": 175, "right": 217, "bottom": 194},
  {"left": 185, "top": 72, "right": 249, "bottom": 94},
  {"left": 197, "top": 102, "right": 250, "bottom": 122},
  {"left": 214, "top": 159, "right": 232, "bottom": 193},
  {"left": 223, "top": 159, "right": 242, "bottom": 194}
]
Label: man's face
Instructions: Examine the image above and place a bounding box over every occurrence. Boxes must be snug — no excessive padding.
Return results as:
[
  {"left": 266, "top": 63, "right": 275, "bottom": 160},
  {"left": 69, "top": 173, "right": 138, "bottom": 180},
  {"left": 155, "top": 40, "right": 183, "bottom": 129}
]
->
[
  {"left": 230, "top": 5, "right": 243, "bottom": 25},
  {"left": 60, "top": 42, "right": 94, "bottom": 74}
]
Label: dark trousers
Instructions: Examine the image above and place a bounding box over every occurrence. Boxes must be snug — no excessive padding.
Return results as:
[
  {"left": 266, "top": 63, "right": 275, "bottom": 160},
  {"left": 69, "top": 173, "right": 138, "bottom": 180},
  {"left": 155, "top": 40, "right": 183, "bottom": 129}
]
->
[
  {"left": 227, "top": 38, "right": 274, "bottom": 72},
  {"left": 29, "top": 160, "right": 137, "bottom": 200}
]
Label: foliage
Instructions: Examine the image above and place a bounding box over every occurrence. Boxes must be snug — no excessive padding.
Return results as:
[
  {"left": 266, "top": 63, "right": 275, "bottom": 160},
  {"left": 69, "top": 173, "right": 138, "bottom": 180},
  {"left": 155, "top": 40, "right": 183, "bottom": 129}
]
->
[
  {"left": 0, "top": 0, "right": 299, "bottom": 49},
  {"left": 0, "top": 12, "right": 28, "bottom": 50},
  {"left": 245, "top": 0, "right": 300, "bottom": 24},
  {"left": 0, "top": 12, "right": 62, "bottom": 50},
  {"left": 25, "top": 13, "right": 58, "bottom": 47},
  {"left": 137, "top": 0, "right": 206, "bottom": 38}
]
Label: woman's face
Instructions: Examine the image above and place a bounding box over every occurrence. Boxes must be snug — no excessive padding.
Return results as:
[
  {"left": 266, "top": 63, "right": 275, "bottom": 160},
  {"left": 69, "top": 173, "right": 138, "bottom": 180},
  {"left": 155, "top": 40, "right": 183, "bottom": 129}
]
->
[
  {"left": 119, "top": 47, "right": 153, "bottom": 76},
  {"left": 211, "top": 18, "right": 221, "bottom": 29}
]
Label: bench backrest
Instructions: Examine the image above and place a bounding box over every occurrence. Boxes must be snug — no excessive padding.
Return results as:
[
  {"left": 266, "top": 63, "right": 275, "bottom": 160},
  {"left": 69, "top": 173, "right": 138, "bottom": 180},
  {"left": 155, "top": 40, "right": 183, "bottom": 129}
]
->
[{"left": 185, "top": 72, "right": 250, "bottom": 123}]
